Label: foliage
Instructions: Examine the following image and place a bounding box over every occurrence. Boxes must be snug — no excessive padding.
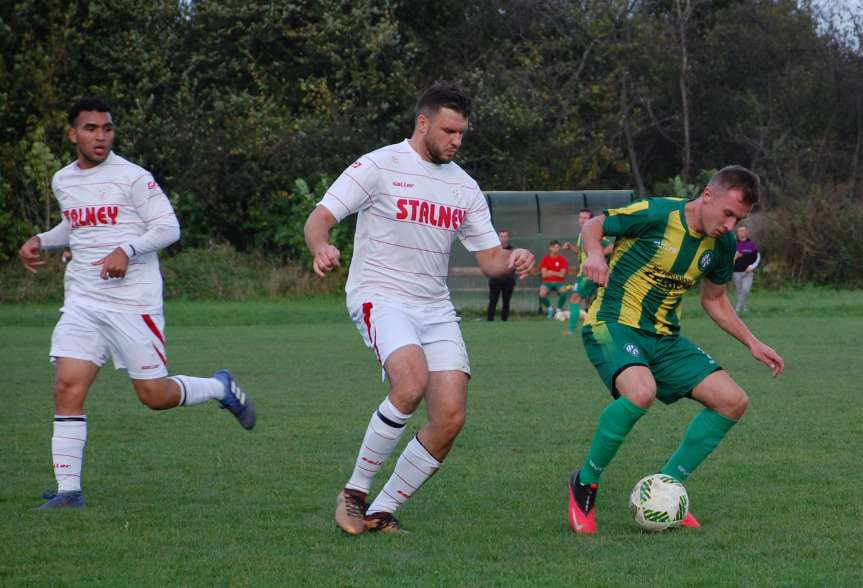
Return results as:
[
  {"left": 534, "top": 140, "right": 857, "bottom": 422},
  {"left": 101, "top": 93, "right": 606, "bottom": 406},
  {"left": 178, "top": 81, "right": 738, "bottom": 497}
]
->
[
  {"left": 1, "top": 0, "right": 862, "bottom": 285},
  {"left": 0, "top": 245, "right": 344, "bottom": 304},
  {"left": 652, "top": 168, "right": 716, "bottom": 199},
  {"left": 758, "top": 185, "right": 863, "bottom": 287}
]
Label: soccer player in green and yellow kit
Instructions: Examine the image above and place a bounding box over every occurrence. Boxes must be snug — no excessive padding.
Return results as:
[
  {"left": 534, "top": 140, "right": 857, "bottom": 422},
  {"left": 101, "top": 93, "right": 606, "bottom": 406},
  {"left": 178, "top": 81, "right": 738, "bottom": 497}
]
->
[
  {"left": 562, "top": 209, "right": 612, "bottom": 335},
  {"left": 567, "top": 166, "right": 785, "bottom": 534}
]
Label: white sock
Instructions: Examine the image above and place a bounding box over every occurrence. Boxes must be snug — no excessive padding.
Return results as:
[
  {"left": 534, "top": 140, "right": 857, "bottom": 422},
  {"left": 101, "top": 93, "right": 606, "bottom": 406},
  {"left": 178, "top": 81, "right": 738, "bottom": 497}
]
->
[
  {"left": 367, "top": 435, "right": 441, "bottom": 516},
  {"left": 170, "top": 375, "right": 225, "bottom": 406},
  {"left": 52, "top": 416, "right": 87, "bottom": 493},
  {"left": 346, "top": 398, "right": 412, "bottom": 494}
]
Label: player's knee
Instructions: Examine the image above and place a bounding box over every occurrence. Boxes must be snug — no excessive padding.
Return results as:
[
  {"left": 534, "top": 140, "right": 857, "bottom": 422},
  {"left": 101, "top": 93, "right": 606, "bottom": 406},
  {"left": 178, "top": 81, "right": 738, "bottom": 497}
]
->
[
  {"left": 390, "top": 374, "right": 428, "bottom": 412},
  {"left": 436, "top": 406, "right": 466, "bottom": 440},
  {"left": 53, "top": 376, "right": 86, "bottom": 404},
  {"left": 623, "top": 383, "right": 656, "bottom": 408},
  {"left": 727, "top": 389, "right": 749, "bottom": 419},
  {"left": 53, "top": 376, "right": 77, "bottom": 398}
]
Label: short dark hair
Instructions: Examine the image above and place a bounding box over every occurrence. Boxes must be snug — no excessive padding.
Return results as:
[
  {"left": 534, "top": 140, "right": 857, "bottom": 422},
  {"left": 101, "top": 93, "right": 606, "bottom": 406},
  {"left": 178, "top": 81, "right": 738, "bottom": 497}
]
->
[
  {"left": 549, "top": 239, "right": 560, "bottom": 246},
  {"left": 578, "top": 208, "right": 593, "bottom": 216},
  {"left": 68, "top": 97, "right": 112, "bottom": 127},
  {"left": 709, "top": 165, "right": 760, "bottom": 205},
  {"left": 415, "top": 82, "right": 472, "bottom": 119}
]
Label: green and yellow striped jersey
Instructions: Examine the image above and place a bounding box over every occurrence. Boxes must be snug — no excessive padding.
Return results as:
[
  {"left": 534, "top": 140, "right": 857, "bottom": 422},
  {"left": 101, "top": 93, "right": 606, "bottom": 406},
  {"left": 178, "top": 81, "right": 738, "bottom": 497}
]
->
[
  {"left": 585, "top": 197, "right": 736, "bottom": 336},
  {"left": 576, "top": 232, "right": 611, "bottom": 277}
]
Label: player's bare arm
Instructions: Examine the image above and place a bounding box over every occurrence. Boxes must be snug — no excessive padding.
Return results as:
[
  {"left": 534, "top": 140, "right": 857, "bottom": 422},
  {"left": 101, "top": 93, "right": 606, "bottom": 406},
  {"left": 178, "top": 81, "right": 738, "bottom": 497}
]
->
[
  {"left": 580, "top": 215, "right": 609, "bottom": 286},
  {"left": 304, "top": 205, "right": 341, "bottom": 277},
  {"left": 475, "top": 246, "right": 534, "bottom": 279},
  {"left": 18, "top": 236, "right": 44, "bottom": 274},
  {"left": 700, "top": 278, "right": 785, "bottom": 377}
]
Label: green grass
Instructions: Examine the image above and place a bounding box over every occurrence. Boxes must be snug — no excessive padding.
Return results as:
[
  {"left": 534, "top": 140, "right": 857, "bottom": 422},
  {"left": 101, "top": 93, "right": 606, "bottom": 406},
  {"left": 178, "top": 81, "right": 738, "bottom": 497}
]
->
[{"left": 2, "top": 290, "right": 861, "bottom": 586}]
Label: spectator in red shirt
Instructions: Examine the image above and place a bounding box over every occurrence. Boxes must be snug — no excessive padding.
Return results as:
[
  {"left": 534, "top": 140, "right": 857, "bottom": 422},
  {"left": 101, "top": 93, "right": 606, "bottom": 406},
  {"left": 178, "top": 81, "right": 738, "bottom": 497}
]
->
[{"left": 539, "top": 240, "right": 569, "bottom": 319}]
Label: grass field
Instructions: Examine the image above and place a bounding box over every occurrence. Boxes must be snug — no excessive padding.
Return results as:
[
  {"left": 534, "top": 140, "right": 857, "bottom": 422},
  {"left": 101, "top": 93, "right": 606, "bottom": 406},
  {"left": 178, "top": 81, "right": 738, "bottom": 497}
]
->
[{"left": 2, "top": 289, "right": 861, "bottom": 586}]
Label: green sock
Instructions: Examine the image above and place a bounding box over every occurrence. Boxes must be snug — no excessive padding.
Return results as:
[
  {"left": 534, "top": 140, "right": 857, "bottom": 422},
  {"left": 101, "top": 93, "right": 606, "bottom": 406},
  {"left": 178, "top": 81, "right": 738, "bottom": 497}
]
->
[
  {"left": 540, "top": 296, "right": 550, "bottom": 309},
  {"left": 568, "top": 302, "right": 579, "bottom": 332},
  {"left": 580, "top": 396, "right": 647, "bottom": 484},
  {"left": 557, "top": 292, "right": 568, "bottom": 309},
  {"left": 660, "top": 408, "right": 737, "bottom": 482}
]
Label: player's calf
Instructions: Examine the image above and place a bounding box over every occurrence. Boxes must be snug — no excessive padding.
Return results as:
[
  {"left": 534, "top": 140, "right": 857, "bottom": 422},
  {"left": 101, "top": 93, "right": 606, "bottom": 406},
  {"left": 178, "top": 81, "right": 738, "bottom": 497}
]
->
[{"left": 132, "top": 377, "right": 181, "bottom": 410}]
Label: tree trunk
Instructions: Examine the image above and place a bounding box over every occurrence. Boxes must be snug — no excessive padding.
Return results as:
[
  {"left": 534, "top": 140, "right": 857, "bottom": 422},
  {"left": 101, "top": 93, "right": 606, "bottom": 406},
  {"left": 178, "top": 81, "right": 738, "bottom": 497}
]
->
[
  {"left": 620, "top": 72, "right": 646, "bottom": 196},
  {"left": 851, "top": 96, "right": 861, "bottom": 199},
  {"left": 675, "top": 0, "right": 692, "bottom": 183}
]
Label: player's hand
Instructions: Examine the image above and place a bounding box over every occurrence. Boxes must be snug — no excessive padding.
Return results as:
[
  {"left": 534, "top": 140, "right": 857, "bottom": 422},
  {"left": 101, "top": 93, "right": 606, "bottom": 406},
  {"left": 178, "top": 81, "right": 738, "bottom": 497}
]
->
[
  {"left": 750, "top": 340, "right": 784, "bottom": 377},
  {"left": 582, "top": 251, "right": 609, "bottom": 287},
  {"left": 312, "top": 244, "right": 341, "bottom": 277},
  {"left": 18, "top": 236, "right": 44, "bottom": 274},
  {"left": 562, "top": 241, "right": 574, "bottom": 251},
  {"left": 93, "top": 247, "right": 129, "bottom": 279},
  {"left": 745, "top": 266, "right": 754, "bottom": 273},
  {"left": 508, "top": 248, "right": 535, "bottom": 279}
]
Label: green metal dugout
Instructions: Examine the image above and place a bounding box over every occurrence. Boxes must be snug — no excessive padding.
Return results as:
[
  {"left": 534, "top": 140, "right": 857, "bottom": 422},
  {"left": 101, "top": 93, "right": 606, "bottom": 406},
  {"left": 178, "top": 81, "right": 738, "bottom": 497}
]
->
[{"left": 448, "top": 190, "right": 636, "bottom": 312}]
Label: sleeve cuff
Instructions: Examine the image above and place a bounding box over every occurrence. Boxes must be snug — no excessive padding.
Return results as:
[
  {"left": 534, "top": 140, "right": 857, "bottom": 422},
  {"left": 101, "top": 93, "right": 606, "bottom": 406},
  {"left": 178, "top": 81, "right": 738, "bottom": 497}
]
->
[{"left": 121, "top": 244, "right": 136, "bottom": 259}]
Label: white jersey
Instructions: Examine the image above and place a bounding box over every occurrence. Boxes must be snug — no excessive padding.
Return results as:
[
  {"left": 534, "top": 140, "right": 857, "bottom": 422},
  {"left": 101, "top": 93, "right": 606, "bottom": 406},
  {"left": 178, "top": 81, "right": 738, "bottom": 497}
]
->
[
  {"left": 319, "top": 139, "right": 500, "bottom": 307},
  {"left": 40, "top": 152, "right": 180, "bottom": 314}
]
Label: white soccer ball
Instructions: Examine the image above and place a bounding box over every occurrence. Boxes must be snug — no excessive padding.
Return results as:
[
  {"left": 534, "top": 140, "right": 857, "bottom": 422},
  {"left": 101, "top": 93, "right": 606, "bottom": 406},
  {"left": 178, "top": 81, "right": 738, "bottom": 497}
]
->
[{"left": 629, "top": 474, "right": 689, "bottom": 532}]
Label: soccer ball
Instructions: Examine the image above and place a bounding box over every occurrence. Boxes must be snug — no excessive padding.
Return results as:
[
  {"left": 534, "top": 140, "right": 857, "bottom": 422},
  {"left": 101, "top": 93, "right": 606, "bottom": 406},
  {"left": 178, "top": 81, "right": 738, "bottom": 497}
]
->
[{"left": 629, "top": 474, "right": 689, "bottom": 532}]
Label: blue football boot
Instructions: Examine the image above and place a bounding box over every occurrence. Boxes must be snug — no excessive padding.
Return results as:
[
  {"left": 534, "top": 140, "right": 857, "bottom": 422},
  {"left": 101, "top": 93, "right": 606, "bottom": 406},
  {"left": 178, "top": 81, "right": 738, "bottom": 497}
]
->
[
  {"left": 213, "top": 369, "right": 256, "bottom": 430},
  {"left": 38, "top": 490, "right": 85, "bottom": 509}
]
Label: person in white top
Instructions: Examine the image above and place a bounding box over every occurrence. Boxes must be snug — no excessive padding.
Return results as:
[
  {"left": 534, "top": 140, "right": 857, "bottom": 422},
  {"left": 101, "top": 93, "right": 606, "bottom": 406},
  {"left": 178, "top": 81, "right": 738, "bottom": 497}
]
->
[
  {"left": 18, "top": 97, "right": 256, "bottom": 509},
  {"left": 305, "top": 82, "right": 535, "bottom": 534}
]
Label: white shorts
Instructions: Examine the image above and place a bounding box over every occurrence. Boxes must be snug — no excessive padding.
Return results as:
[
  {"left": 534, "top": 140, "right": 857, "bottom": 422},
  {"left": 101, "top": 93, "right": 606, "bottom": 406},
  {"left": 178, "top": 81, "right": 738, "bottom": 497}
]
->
[
  {"left": 347, "top": 295, "right": 470, "bottom": 376},
  {"left": 50, "top": 303, "right": 168, "bottom": 380}
]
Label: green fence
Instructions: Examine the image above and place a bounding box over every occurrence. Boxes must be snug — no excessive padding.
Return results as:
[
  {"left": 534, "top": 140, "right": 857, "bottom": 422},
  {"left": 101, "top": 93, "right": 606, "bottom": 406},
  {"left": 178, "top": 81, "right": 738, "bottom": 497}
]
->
[{"left": 449, "top": 190, "right": 635, "bottom": 312}]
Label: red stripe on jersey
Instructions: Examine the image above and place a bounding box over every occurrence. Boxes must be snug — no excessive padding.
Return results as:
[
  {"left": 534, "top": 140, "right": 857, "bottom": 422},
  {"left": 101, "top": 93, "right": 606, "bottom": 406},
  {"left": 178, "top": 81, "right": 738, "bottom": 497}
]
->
[
  {"left": 362, "top": 302, "right": 382, "bottom": 365},
  {"left": 141, "top": 314, "right": 165, "bottom": 344}
]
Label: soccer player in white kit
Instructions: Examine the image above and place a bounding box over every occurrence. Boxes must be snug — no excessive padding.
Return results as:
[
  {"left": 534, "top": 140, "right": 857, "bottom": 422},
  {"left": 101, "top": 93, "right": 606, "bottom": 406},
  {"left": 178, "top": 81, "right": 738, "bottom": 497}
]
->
[
  {"left": 305, "top": 83, "right": 535, "bottom": 534},
  {"left": 17, "top": 98, "right": 256, "bottom": 509}
]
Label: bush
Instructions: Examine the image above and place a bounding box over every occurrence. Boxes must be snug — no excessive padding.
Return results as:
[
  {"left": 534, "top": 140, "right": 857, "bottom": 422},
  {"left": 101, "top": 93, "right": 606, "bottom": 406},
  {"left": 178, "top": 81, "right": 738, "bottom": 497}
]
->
[
  {"left": 0, "top": 245, "right": 344, "bottom": 304},
  {"left": 161, "top": 245, "right": 344, "bottom": 300},
  {"left": 758, "top": 186, "right": 863, "bottom": 288}
]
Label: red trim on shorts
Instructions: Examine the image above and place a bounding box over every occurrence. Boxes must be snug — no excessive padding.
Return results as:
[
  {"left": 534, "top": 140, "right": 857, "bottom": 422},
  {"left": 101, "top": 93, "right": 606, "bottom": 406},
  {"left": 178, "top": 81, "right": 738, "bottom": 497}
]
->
[
  {"left": 141, "top": 314, "right": 165, "bottom": 344},
  {"left": 362, "top": 302, "right": 383, "bottom": 365},
  {"left": 151, "top": 343, "right": 167, "bottom": 367}
]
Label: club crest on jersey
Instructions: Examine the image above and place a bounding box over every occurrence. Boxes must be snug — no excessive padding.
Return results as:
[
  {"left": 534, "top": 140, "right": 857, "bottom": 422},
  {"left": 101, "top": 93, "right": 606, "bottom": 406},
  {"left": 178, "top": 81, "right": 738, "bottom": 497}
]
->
[
  {"left": 698, "top": 250, "right": 714, "bottom": 271},
  {"left": 395, "top": 198, "right": 465, "bottom": 230},
  {"left": 63, "top": 206, "right": 119, "bottom": 228}
]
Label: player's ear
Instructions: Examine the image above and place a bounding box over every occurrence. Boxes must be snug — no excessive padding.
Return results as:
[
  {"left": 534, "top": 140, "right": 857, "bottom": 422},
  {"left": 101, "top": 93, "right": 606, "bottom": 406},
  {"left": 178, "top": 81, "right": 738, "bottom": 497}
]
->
[
  {"left": 68, "top": 126, "right": 78, "bottom": 145},
  {"left": 416, "top": 113, "right": 430, "bottom": 135}
]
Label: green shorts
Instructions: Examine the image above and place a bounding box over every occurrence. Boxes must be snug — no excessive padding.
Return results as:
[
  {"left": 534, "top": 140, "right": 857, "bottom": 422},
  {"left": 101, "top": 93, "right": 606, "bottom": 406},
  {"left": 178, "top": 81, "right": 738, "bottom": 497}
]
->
[
  {"left": 581, "top": 322, "right": 722, "bottom": 404},
  {"left": 574, "top": 275, "right": 598, "bottom": 300},
  {"left": 541, "top": 282, "right": 566, "bottom": 292}
]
